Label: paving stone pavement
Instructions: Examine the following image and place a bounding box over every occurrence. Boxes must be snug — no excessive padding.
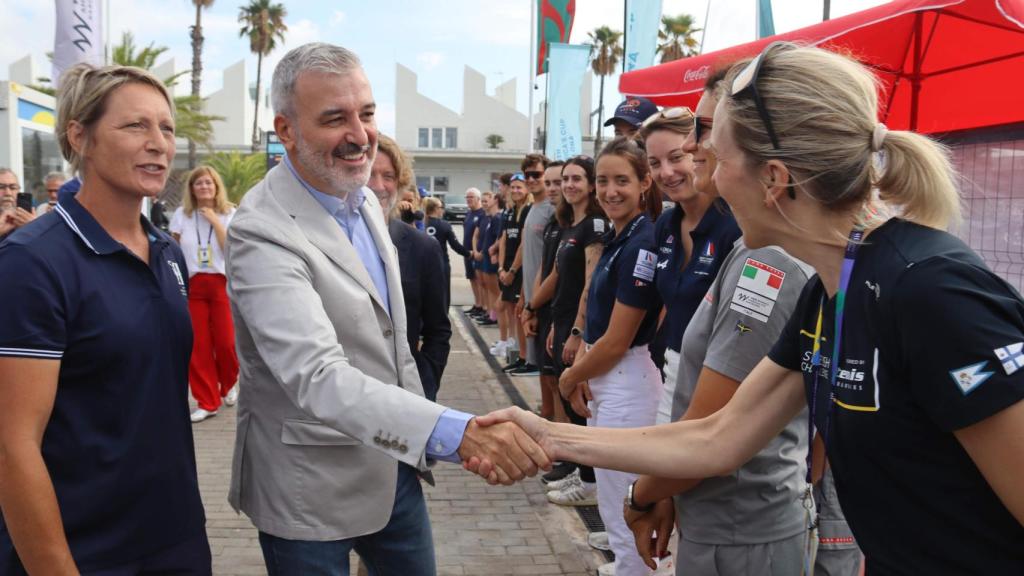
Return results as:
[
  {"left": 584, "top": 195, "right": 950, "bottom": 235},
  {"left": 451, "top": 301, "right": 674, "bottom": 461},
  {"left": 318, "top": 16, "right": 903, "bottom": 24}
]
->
[{"left": 191, "top": 258, "right": 604, "bottom": 575}]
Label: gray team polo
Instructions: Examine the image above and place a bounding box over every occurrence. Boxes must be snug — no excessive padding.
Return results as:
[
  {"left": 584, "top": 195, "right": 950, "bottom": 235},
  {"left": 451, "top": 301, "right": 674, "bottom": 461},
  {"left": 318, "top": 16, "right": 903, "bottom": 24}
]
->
[{"left": 671, "top": 240, "right": 813, "bottom": 545}]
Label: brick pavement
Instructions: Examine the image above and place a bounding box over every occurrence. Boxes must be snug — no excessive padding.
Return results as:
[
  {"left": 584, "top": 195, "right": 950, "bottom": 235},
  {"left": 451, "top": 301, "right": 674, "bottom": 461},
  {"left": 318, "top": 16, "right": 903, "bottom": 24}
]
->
[{"left": 191, "top": 311, "right": 603, "bottom": 575}]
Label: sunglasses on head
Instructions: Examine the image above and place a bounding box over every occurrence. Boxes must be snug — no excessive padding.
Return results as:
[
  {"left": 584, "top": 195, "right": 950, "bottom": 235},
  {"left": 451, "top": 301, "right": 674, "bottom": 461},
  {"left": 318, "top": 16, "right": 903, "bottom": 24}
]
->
[
  {"left": 731, "top": 42, "right": 783, "bottom": 150},
  {"left": 641, "top": 106, "right": 694, "bottom": 129},
  {"left": 510, "top": 172, "right": 526, "bottom": 183},
  {"left": 523, "top": 171, "right": 544, "bottom": 181}
]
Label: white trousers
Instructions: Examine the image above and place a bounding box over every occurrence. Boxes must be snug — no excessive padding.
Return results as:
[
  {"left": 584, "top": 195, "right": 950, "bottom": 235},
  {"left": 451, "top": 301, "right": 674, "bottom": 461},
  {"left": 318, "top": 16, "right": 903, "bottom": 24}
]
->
[
  {"left": 655, "top": 349, "right": 681, "bottom": 425},
  {"left": 589, "top": 346, "right": 663, "bottom": 576}
]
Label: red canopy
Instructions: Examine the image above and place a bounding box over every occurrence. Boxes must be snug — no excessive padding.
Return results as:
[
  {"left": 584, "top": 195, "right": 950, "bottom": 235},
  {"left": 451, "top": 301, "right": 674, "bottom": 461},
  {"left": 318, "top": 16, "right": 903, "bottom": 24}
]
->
[{"left": 618, "top": 0, "right": 1024, "bottom": 134}]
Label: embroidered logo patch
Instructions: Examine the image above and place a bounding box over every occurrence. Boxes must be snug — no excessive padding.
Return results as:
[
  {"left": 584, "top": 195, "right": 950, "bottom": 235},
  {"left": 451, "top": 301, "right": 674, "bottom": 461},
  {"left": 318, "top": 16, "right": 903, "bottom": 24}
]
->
[
  {"left": 593, "top": 219, "right": 606, "bottom": 234},
  {"left": 949, "top": 361, "right": 994, "bottom": 395},
  {"left": 994, "top": 342, "right": 1024, "bottom": 376},
  {"left": 730, "top": 258, "right": 786, "bottom": 322},
  {"left": 633, "top": 249, "right": 657, "bottom": 282}
]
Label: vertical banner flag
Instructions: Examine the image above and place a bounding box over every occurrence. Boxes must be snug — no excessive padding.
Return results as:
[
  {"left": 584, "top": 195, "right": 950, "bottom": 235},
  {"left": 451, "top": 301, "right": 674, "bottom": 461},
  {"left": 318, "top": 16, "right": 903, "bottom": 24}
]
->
[
  {"left": 53, "top": 0, "right": 104, "bottom": 86},
  {"left": 537, "top": 0, "right": 576, "bottom": 75},
  {"left": 757, "top": 0, "right": 776, "bottom": 38},
  {"left": 545, "top": 43, "right": 590, "bottom": 160},
  {"left": 625, "top": 0, "right": 663, "bottom": 72}
]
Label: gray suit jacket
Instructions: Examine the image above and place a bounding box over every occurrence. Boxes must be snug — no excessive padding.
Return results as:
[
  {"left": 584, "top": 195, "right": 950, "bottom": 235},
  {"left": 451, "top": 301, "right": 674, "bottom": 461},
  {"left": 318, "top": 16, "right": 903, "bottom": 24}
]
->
[{"left": 226, "top": 164, "right": 447, "bottom": 541}]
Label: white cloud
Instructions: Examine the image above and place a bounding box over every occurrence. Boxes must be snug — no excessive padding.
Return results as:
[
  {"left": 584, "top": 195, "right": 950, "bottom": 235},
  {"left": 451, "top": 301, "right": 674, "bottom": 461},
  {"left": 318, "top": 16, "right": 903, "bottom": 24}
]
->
[
  {"left": 416, "top": 51, "right": 445, "bottom": 70},
  {"left": 330, "top": 11, "right": 346, "bottom": 27}
]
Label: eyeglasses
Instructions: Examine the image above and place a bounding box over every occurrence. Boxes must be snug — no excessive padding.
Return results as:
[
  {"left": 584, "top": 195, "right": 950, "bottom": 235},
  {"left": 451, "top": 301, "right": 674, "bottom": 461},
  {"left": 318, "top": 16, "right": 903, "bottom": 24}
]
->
[
  {"left": 641, "top": 106, "right": 694, "bottom": 129},
  {"left": 0, "top": 184, "right": 20, "bottom": 192},
  {"left": 731, "top": 42, "right": 782, "bottom": 150},
  {"left": 523, "top": 171, "right": 544, "bottom": 181},
  {"left": 510, "top": 172, "right": 526, "bottom": 183},
  {"left": 694, "top": 117, "right": 713, "bottom": 146}
]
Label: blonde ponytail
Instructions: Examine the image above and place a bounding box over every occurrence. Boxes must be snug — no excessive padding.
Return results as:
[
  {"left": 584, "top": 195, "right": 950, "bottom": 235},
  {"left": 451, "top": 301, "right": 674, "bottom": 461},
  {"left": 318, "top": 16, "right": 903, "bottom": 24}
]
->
[{"left": 875, "top": 130, "right": 961, "bottom": 230}]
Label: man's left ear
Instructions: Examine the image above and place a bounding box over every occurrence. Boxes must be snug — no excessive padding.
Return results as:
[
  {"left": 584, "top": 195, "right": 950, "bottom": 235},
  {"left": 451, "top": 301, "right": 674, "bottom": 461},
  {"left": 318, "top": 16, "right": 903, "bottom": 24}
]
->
[{"left": 761, "top": 160, "right": 792, "bottom": 206}]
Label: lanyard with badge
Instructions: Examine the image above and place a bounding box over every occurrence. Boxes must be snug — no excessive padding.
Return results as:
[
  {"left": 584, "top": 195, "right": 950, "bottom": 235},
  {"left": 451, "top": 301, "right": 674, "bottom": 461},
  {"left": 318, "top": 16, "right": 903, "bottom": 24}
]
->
[
  {"left": 801, "top": 227, "right": 863, "bottom": 575},
  {"left": 195, "top": 211, "right": 215, "bottom": 269}
]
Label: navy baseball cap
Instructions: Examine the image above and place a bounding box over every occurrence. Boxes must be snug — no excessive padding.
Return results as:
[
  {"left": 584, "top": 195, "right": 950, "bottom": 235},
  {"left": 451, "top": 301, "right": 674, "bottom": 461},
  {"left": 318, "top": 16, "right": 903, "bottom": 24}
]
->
[{"left": 604, "top": 97, "right": 659, "bottom": 128}]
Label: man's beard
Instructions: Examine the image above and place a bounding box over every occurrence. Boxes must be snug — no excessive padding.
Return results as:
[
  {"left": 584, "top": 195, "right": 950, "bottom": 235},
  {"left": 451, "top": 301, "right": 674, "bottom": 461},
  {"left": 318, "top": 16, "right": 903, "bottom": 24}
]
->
[{"left": 293, "top": 135, "right": 376, "bottom": 198}]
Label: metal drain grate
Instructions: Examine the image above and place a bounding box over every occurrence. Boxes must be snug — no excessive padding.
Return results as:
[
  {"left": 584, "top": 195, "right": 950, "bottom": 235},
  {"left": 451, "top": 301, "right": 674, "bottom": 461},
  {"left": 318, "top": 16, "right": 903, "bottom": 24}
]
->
[{"left": 575, "top": 506, "right": 615, "bottom": 563}]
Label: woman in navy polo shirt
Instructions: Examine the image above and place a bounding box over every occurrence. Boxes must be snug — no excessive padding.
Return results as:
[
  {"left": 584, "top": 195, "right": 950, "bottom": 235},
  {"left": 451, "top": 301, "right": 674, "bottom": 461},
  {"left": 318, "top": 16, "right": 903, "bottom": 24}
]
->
[
  {"left": 557, "top": 137, "right": 663, "bottom": 576},
  {"left": 0, "top": 64, "right": 209, "bottom": 573},
  {"left": 640, "top": 107, "right": 741, "bottom": 425}
]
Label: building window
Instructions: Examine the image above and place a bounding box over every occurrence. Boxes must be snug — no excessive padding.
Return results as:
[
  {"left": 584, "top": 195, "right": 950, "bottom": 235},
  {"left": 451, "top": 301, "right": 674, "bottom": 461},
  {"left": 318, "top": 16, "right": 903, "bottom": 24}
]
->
[
  {"left": 20, "top": 128, "right": 62, "bottom": 204},
  {"left": 431, "top": 128, "right": 443, "bottom": 149},
  {"left": 416, "top": 176, "right": 430, "bottom": 191},
  {"left": 445, "top": 127, "right": 458, "bottom": 149},
  {"left": 418, "top": 128, "right": 429, "bottom": 148},
  {"left": 433, "top": 176, "right": 449, "bottom": 193}
]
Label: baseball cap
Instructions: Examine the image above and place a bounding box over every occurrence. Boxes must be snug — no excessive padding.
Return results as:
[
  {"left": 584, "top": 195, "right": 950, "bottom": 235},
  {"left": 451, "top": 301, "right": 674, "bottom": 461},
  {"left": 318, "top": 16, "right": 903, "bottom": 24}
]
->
[
  {"left": 604, "top": 97, "right": 659, "bottom": 128},
  {"left": 417, "top": 186, "right": 430, "bottom": 198}
]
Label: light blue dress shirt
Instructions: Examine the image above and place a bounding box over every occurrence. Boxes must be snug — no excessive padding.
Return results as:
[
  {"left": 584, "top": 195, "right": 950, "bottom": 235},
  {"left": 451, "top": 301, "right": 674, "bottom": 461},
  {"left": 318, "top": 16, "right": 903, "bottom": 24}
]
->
[{"left": 283, "top": 155, "right": 470, "bottom": 462}]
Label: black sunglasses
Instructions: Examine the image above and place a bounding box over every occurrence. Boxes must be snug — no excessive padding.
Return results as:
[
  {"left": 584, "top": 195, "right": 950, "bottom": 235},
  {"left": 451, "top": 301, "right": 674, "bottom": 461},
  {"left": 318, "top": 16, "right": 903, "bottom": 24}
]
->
[
  {"left": 523, "top": 171, "right": 544, "bottom": 181},
  {"left": 731, "top": 42, "right": 783, "bottom": 150}
]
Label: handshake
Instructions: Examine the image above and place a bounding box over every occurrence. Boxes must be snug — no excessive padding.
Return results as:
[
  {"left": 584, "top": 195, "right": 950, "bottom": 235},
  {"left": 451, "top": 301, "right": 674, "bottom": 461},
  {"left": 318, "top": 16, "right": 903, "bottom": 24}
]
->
[{"left": 454, "top": 407, "right": 556, "bottom": 486}]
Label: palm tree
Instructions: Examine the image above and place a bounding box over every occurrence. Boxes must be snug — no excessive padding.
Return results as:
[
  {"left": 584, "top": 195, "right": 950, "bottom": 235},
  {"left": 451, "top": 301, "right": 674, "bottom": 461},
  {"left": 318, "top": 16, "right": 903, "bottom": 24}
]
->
[
  {"left": 238, "top": 0, "right": 287, "bottom": 152},
  {"left": 188, "top": 0, "right": 216, "bottom": 169},
  {"left": 111, "top": 32, "right": 222, "bottom": 152},
  {"left": 587, "top": 26, "right": 623, "bottom": 154},
  {"left": 657, "top": 14, "right": 701, "bottom": 63},
  {"left": 206, "top": 151, "right": 267, "bottom": 203}
]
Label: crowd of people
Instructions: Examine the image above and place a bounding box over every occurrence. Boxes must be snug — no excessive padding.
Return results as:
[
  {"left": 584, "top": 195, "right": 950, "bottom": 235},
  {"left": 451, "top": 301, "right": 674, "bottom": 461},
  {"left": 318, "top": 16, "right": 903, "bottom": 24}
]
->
[{"left": 0, "top": 37, "right": 1021, "bottom": 576}]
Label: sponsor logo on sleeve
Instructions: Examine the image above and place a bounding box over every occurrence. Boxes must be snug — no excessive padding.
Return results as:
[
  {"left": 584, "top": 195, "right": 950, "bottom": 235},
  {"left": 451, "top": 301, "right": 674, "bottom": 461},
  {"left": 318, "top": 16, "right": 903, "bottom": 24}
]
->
[
  {"left": 949, "top": 361, "right": 995, "bottom": 395},
  {"left": 633, "top": 249, "right": 657, "bottom": 282},
  {"left": 167, "top": 260, "right": 187, "bottom": 297},
  {"left": 729, "top": 258, "right": 786, "bottom": 322},
  {"left": 994, "top": 342, "right": 1024, "bottom": 375}
]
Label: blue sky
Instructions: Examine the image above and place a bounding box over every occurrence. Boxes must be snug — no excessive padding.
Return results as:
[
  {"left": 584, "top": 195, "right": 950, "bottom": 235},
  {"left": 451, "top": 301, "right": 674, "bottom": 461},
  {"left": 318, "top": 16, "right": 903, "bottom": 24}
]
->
[{"left": 1, "top": 0, "right": 885, "bottom": 136}]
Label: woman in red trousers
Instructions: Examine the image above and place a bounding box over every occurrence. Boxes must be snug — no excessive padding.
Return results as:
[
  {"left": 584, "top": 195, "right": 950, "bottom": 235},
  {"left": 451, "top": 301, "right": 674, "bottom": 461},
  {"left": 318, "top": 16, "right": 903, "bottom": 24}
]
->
[{"left": 170, "top": 166, "right": 239, "bottom": 423}]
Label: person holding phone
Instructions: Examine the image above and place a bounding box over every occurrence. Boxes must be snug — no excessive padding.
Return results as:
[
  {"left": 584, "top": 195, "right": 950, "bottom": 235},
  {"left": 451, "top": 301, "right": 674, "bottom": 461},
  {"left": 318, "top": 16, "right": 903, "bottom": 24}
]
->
[{"left": 0, "top": 168, "right": 35, "bottom": 241}]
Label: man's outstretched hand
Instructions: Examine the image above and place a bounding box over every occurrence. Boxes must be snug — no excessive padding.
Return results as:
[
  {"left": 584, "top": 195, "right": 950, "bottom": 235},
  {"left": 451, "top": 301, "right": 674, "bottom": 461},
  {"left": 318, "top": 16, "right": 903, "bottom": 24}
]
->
[
  {"left": 461, "top": 408, "right": 555, "bottom": 485},
  {"left": 457, "top": 417, "right": 552, "bottom": 486}
]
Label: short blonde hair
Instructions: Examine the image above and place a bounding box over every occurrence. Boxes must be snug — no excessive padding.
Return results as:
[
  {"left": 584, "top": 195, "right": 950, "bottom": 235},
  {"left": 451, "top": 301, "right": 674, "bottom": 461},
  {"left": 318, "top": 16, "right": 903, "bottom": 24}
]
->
[
  {"left": 56, "top": 64, "right": 174, "bottom": 176},
  {"left": 422, "top": 196, "right": 443, "bottom": 216},
  {"left": 720, "top": 43, "right": 959, "bottom": 230},
  {"left": 182, "top": 166, "right": 233, "bottom": 216},
  {"left": 377, "top": 134, "right": 414, "bottom": 192}
]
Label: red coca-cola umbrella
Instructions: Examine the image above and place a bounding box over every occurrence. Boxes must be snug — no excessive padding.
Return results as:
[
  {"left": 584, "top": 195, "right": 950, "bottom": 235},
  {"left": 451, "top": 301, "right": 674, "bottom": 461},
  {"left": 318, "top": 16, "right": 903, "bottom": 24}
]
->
[{"left": 618, "top": 0, "right": 1024, "bottom": 134}]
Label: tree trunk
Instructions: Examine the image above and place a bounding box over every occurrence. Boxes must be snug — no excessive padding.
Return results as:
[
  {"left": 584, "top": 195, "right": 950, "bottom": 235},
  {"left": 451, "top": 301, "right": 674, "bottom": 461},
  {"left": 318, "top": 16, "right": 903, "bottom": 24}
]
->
[
  {"left": 188, "top": 3, "right": 203, "bottom": 169},
  {"left": 594, "top": 74, "right": 606, "bottom": 156},
  {"left": 252, "top": 49, "right": 263, "bottom": 152}
]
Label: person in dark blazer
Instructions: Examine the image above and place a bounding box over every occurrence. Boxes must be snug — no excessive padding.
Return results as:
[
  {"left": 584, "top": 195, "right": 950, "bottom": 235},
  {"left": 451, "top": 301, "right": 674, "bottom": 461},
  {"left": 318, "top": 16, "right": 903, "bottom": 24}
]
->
[
  {"left": 370, "top": 135, "right": 452, "bottom": 401},
  {"left": 423, "top": 197, "right": 470, "bottom": 308}
]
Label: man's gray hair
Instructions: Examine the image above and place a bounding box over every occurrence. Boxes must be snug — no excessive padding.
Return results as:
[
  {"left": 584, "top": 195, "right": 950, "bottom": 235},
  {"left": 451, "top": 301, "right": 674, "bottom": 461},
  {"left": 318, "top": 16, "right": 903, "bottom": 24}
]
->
[
  {"left": 44, "top": 171, "right": 67, "bottom": 184},
  {"left": 271, "top": 42, "right": 362, "bottom": 118},
  {"left": 465, "top": 187, "right": 481, "bottom": 197},
  {"left": 0, "top": 167, "right": 16, "bottom": 180}
]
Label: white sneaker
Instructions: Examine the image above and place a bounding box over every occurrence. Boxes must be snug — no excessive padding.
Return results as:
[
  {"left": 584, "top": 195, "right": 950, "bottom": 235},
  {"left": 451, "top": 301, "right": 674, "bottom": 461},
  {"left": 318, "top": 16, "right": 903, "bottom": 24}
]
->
[
  {"left": 547, "top": 479, "right": 597, "bottom": 506},
  {"left": 505, "top": 338, "right": 519, "bottom": 352},
  {"left": 224, "top": 386, "right": 239, "bottom": 407},
  {"left": 489, "top": 340, "right": 507, "bottom": 356},
  {"left": 190, "top": 408, "right": 217, "bottom": 423},
  {"left": 545, "top": 468, "right": 580, "bottom": 491},
  {"left": 588, "top": 531, "right": 611, "bottom": 552},
  {"left": 597, "top": 561, "right": 616, "bottom": 576}
]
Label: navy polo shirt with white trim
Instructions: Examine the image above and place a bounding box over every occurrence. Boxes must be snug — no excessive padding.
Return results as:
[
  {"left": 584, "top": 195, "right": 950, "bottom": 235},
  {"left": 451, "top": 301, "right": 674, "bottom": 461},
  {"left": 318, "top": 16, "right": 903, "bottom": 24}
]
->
[
  {"left": 653, "top": 202, "right": 741, "bottom": 352},
  {"left": 0, "top": 195, "right": 206, "bottom": 571},
  {"left": 584, "top": 214, "right": 662, "bottom": 347}
]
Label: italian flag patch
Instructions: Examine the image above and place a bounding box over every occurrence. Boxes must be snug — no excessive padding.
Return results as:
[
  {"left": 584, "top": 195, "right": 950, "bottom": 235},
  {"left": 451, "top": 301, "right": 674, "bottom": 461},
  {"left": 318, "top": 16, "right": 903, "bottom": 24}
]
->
[{"left": 730, "top": 258, "right": 787, "bottom": 323}]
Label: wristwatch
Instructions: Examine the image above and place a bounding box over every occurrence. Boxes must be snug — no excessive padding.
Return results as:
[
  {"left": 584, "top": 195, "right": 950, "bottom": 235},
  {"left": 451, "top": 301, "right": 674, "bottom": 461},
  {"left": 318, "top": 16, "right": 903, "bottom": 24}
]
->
[
  {"left": 626, "top": 480, "right": 655, "bottom": 513},
  {"left": 524, "top": 302, "right": 535, "bottom": 313},
  {"left": 570, "top": 326, "right": 583, "bottom": 337}
]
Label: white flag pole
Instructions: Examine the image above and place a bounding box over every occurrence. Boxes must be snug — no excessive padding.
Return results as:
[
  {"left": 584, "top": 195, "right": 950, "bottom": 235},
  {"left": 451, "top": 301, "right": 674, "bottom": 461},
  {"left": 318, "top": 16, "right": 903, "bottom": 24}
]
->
[{"left": 528, "top": 0, "right": 537, "bottom": 152}]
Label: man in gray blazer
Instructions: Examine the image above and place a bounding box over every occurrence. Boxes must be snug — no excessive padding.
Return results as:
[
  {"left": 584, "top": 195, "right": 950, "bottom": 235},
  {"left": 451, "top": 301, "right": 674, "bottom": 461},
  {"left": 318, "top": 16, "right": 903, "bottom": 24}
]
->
[{"left": 225, "top": 43, "right": 549, "bottom": 576}]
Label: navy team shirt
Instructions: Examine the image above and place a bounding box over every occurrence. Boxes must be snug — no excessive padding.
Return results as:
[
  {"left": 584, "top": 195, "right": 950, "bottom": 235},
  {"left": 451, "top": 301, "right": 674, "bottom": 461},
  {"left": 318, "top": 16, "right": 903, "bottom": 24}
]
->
[
  {"left": 0, "top": 195, "right": 206, "bottom": 572},
  {"left": 653, "top": 201, "right": 741, "bottom": 352},
  {"left": 584, "top": 214, "right": 662, "bottom": 347}
]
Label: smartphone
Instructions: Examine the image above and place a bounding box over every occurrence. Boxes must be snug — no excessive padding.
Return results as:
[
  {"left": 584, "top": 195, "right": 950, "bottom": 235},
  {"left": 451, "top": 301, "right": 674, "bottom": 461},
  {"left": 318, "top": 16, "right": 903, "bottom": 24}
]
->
[{"left": 16, "top": 193, "right": 34, "bottom": 212}]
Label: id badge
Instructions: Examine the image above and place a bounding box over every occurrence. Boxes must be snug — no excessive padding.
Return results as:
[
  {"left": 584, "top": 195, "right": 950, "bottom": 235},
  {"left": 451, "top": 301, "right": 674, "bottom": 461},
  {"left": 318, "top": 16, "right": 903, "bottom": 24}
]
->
[{"left": 197, "top": 246, "right": 212, "bottom": 268}]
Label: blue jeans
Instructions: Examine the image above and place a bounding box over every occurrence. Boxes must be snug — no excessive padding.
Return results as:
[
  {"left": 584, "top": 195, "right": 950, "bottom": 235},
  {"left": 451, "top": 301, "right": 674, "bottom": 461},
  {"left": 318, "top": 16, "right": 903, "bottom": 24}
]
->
[{"left": 258, "top": 464, "right": 435, "bottom": 576}]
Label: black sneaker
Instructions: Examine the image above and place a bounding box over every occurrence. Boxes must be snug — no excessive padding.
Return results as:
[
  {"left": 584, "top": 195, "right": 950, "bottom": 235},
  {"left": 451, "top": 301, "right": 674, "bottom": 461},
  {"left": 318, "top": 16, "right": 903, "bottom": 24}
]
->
[
  {"left": 541, "top": 461, "right": 577, "bottom": 485},
  {"left": 502, "top": 358, "right": 525, "bottom": 372},
  {"left": 510, "top": 363, "right": 540, "bottom": 377},
  {"left": 476, "top": 317, "right": 497, "bottom": 326}
]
